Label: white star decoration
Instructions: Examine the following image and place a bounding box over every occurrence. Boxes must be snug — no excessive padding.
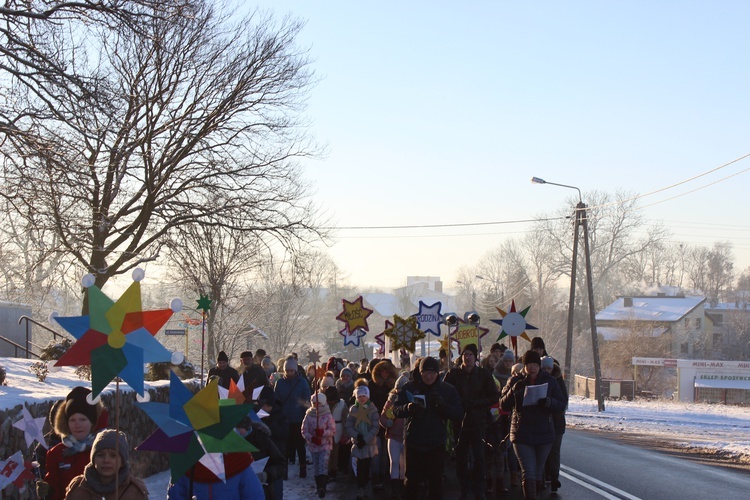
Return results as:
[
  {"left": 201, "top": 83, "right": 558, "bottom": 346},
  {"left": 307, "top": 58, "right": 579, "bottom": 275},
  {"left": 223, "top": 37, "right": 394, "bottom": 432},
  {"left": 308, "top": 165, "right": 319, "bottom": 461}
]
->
[
  {"left": 13, "top": 406, "right": 48, "bottom": 449},
  {"left": 340, "top": 326, "right": 367, "bottom": 347},
  {"left": 414, "top": 301, "right": 443, "bottom": 336}
]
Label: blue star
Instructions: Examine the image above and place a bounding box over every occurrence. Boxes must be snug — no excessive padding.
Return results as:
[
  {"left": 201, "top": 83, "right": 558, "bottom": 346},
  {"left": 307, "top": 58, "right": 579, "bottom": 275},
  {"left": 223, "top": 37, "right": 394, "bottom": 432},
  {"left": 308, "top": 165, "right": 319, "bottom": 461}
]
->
[
  {"left": 340, "top": 327, "right": 367, "bottom": 347},
  {"left": 413, "top": 301, "right": 443, "bottom": 337}
]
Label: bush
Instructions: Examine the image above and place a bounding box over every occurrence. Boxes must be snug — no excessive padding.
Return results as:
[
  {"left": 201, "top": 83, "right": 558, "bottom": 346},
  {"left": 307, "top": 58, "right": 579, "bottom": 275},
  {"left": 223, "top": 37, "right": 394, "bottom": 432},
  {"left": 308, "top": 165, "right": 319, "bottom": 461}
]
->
[
  {"left": 75, "top": 365, "right": 91, "bottom": 381},
  {"left": 40, "top": 338, "right": 73, "bottom": 361},
  {"left": 29, "top": 361, "right": 49, "bottom": 382},
  {"left": 0, "top": 364, "right": 6, "bottom": 385},
  {"left": 146, "top": 360, "right": 196, "bottom": 381}
]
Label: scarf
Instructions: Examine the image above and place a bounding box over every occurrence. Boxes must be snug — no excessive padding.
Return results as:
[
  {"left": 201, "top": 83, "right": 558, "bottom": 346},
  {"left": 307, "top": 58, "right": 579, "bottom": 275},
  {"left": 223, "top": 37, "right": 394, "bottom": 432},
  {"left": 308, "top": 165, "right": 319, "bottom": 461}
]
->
[
  {"left": 61, "top": 433, "right": 96, "bottom": 457},
  {"left": 82, "top": 462, "right": 131, "bottom": 495}
]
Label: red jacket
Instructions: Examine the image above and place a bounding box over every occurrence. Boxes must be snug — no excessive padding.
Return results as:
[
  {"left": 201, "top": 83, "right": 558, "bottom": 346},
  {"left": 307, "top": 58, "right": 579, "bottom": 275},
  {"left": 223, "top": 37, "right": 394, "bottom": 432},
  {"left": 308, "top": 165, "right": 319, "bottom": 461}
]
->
[{"left": 44, "top": 442, "right": 91, "bottom": 500}]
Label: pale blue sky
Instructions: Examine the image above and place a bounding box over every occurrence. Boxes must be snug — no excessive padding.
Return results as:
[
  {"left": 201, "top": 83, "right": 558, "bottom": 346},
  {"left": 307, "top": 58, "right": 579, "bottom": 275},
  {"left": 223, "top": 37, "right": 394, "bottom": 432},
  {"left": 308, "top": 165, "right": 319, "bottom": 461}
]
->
[{"left": 251, "top": 1, "right": 750, "bottom": 288}]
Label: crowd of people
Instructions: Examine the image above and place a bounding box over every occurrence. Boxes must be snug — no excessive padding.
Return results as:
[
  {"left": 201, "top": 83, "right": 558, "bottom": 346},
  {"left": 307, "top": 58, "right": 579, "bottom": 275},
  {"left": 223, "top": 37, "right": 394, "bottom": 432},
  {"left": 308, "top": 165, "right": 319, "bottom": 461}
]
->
[{"left": 31, "top": 338, "right": 568, "bottom": 500}]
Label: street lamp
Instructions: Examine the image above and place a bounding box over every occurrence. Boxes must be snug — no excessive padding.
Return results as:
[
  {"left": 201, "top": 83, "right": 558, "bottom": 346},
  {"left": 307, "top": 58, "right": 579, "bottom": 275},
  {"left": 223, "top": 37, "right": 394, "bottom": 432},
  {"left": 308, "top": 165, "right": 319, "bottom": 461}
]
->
[{"left": 532, "top": 176, "right": 605, "bottom": 411}]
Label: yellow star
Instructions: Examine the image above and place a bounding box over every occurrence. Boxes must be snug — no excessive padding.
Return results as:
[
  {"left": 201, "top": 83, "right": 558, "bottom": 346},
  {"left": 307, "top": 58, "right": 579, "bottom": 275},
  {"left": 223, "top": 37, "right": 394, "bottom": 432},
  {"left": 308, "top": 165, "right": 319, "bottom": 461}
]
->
[
  {"left": 336, "top": 296, "right": 374, "bottom": 332},
  {"left": 354, "top": 401, "right": 373, "bottom": 429}
]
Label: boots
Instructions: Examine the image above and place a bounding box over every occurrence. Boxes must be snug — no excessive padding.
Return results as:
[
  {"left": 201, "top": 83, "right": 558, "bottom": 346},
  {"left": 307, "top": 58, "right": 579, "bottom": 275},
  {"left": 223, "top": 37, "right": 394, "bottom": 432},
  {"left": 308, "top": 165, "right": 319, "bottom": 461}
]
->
[
  {"left": 551, "top": 478, "right": 562, "bottom": 492},
  {"left": 315, "top": 475, "right": 327, "bottom": 498},
  {"left": 496, "top": 477, "right": 509, "bottom": 495},
  {"left": 390, "top": 478, "right": 402, "bottom": 499},
  {"left": 299, "top": 463, "right": 307, "bottom": 478},
  {"left": 522, "top": 479, "right": 537, "bottom": 500}
]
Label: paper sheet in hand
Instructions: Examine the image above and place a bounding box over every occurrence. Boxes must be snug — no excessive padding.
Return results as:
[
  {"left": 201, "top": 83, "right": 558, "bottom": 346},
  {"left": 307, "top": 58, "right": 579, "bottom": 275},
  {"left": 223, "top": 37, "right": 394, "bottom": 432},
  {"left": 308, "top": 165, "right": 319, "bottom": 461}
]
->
[
  {"left": 523, "top": 383, "right": 548, "bottom": 406},
  {"left": 251, "top": 456, "right": 269, "bottom": 474}
]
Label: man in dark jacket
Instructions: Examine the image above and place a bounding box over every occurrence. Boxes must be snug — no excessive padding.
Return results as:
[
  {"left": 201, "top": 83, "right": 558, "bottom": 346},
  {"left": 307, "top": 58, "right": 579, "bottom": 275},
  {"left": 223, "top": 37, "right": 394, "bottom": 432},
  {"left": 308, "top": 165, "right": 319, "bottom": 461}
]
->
[
  {"left": 393, "top": 356, "right": 463, "bottom": 500},
  {"left": 239, "top": 350, "right": 269, "bottom": 402},
  {"left": 207, "top": 351, "right": 239, "bottom": 389},
  {"left": 444, "top": 343, "right": 500, "bottom": 500}
]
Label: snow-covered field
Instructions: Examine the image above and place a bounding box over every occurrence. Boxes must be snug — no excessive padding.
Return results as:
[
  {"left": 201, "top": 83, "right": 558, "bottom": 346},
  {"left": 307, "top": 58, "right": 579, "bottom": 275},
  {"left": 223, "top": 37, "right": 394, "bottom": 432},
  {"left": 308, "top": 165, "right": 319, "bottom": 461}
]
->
[{"left": 2, "top": 356, "right": 749, "bottom": 498}]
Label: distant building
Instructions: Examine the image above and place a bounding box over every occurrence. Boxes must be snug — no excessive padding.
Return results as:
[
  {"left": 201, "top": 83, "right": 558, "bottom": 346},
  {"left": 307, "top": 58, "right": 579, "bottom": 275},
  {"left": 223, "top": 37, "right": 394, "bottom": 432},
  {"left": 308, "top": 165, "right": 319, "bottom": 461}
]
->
[{"left": 596, "top": 295, "right": 707, "bottom": 359}]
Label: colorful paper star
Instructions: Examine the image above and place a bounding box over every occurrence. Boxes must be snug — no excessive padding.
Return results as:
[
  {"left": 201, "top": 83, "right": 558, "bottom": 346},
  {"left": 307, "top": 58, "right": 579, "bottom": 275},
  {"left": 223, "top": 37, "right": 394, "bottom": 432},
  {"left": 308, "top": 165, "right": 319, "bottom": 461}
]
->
[
  {"left": 196, "top": 294, "right": 212, "bottom": 314},
  {"left": 438, "top": 334, "right": 453, "bottom": 355},
  {"left": 13, "top": 406, "right": 47, "bottom": 449},
  {"left": 336, "top": 296, "right": 373, "bottom": 333},
  {"left": 383, "top": 315, "right": 425, "bottom": 352},
  {"left": 374, "top": 320, "right": 392, "bottom": 356},
  {"left": 137, "top": 372, "right": 256, "bottom": 482},
  {"left": 413, "top": 301, "right": 443, "bottom": 337},
  {"left": 490, "top": 300, "right": 537, "bottom": 350},
  {"left": 52, "top": 270, "right": 177, "bottom": 397},
  {"left": 306, "top": 349, "right": 322, "bottom": 364},
  {"left": 340, "top": 327, "right": 367, "bottom": 347}
]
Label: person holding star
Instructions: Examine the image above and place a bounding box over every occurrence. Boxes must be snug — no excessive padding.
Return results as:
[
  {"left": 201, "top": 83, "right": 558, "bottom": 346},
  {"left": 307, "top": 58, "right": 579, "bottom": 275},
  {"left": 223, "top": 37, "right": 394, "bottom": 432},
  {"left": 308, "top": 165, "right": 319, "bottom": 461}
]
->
[{"left": 345, "top": 380, "right": 380, "bottom": 500}]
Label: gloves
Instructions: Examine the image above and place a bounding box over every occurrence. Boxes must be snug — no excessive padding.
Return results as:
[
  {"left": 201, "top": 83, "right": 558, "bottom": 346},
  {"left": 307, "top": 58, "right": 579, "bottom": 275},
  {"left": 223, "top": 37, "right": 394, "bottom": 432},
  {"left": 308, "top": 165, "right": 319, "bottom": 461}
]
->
[
  {"left": 315, "top": 428, "right": 324, "bottom": 437},
  {"left": 36, "top": 481, "right": 50, "bottom": 498},
  {"left": 356, "top": 433, "right": 366, "bottom": 449},
  {"left": 257, "top": 471, "right": 268, "bottom": 484},
  {"left": 312, "top": 436, "right": 322, "bottom": 445},
  {"left": 407, "top": 402, "right": 424, "bottom": 417},
  {"left": 537, "top": 397, "right": 551, "bottom": 408}
]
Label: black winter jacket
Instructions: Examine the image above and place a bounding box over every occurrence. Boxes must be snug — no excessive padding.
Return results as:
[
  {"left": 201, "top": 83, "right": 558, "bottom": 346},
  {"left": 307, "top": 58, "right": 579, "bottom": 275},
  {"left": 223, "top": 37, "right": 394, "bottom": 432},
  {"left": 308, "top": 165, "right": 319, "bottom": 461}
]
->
[
  {"left": 392, "top": 371, "right": 463, "bottom": 451},
  {"left": 443, "top": 365, "right": 499, "bottom": 434},
  {"left": 499, "top": 371, "right": 565, "bottom": 446}
]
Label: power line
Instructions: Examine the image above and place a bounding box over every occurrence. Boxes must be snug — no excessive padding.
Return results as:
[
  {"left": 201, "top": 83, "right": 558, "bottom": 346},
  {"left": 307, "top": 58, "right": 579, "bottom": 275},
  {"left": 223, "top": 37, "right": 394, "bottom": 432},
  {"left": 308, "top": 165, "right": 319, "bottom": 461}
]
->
[{"left": 323, "top": 216, "right": 565, "bottom": 231}]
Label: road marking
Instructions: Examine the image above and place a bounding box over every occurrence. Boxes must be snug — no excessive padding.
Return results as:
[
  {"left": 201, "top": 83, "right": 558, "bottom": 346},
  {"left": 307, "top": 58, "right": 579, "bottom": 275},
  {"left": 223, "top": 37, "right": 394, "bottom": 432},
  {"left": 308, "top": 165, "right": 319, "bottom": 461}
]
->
[{"left": 561, "top": 464, "right": 643, "bottom": 500}]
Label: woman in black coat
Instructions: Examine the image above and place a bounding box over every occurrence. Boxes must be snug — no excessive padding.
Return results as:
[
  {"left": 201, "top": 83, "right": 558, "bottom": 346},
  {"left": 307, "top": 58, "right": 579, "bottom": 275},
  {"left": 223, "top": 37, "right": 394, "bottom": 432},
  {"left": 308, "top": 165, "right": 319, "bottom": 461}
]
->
[{"left": 499, "top": 350, "right": 565, "bottom": 500}]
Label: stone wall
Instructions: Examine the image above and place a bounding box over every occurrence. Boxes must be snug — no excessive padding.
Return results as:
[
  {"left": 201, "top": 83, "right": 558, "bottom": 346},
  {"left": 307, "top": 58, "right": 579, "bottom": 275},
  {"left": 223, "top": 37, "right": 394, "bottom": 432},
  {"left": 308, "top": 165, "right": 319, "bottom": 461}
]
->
[{"left": 0, "top": 381, "right": 200, "bottom": 499}]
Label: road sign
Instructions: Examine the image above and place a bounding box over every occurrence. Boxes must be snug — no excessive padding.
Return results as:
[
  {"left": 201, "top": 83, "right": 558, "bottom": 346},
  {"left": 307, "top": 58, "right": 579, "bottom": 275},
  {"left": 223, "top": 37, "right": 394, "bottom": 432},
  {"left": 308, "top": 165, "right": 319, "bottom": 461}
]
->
[{"left": 165, "top": 328, "right": 187, "bottom": 336}]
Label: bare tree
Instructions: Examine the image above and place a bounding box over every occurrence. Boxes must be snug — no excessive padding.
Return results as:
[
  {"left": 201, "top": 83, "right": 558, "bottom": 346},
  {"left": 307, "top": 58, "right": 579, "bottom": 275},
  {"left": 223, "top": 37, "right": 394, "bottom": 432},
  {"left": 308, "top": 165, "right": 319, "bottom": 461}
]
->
[
  {"left": 684, "top": 242, "right": 734, "bottom": 303},
  {"left": 1, "top": 1, "right": 324, "bottom": 300}
]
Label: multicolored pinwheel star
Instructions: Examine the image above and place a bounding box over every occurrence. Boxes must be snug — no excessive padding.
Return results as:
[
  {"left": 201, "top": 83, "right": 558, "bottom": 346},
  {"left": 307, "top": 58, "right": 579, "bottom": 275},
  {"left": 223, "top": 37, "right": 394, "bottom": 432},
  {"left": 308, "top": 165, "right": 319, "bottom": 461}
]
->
[
  {"left": 52, "top": 270, "right": 178, "bottom": 397},
  {"left": 383, "top": 315, "right": 425, "bottom": 352},
  {"left": 490, "top": 299, "right": 537, "bottom": 350},
  {"left": 336, "top": 296, "right": 373, "bottom": 333},
  {"left": 413, "top": 301, "right": 443, "bottom": 337},
  {"left": 137, "top": 372, "right": 256, "bottom": 482}
]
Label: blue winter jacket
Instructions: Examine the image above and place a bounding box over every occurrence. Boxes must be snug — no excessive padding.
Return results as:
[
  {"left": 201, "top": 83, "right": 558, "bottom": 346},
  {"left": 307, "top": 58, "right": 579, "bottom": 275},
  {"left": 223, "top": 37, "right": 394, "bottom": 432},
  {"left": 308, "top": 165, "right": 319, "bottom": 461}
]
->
[{"left": 273, "top": 373, "right": 311, "bottom": 424}]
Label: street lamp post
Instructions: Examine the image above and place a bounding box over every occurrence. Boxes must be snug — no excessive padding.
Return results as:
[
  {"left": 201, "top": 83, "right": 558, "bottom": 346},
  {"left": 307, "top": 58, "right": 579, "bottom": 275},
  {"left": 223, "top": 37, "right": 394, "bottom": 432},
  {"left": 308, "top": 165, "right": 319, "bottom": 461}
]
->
[{"left": 532, "top": 176, "right": 605, "bottom": 411}]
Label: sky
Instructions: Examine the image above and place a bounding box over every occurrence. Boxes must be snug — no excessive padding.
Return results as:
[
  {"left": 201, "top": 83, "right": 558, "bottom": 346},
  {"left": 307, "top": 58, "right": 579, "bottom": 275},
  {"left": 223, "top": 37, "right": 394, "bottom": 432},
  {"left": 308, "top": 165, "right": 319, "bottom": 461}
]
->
[
  {"left": 2, "top": 356, "right": 748, "bottom": 497},
  {"left": 244, "top": 1, "right": 750, "bottom": 289}
]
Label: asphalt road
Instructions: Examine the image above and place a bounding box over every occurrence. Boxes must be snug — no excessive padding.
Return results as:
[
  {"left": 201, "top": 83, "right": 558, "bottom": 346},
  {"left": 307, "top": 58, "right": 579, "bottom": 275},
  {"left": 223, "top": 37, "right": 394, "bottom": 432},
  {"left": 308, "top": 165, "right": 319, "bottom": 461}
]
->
[{"left": 299, "top": 429, "right": 750, "bottom": 499}]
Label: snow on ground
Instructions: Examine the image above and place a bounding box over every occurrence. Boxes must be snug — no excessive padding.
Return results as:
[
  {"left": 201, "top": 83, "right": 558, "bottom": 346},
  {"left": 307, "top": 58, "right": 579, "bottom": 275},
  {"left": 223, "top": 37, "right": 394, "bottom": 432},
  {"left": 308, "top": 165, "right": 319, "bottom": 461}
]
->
[{"left": 3, "top": 356, "right": 750, "bottom": 498}]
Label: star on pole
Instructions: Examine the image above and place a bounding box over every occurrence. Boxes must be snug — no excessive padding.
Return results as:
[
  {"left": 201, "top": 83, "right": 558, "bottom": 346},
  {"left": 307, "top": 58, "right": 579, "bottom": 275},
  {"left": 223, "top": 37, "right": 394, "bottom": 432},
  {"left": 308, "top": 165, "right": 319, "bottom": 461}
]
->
[
  {"left": 413, "top": 301, "right": 443, "bottom": 337},
  {"left": 13, "top": 406, "right": 47, "bottom": 449},
  {"left": 383, "top": 315, "right": 426, "bottom": 352},
  {"left": 336, "top": 296, "right": 373, "bottom": 333},
  {"left": 52, "top": 270, "right": 178, "bottom": 397},
  {"left": 340, "top": 327, "right": 367, "bottom": 347},
  {"left": 490, "top": 299, "right": 538, "bottom": 351}
]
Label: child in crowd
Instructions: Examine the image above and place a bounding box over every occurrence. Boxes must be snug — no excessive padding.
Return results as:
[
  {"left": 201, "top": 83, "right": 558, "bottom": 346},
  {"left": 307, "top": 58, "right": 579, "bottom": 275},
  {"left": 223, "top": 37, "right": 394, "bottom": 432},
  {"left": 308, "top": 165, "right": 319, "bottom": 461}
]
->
[
  {"left": 65, "top": 429, "right": 148, "bottom": 499},
  {"left": 324, "top": 386, "right": 348, "bottom": 481},
  {"left": 379, "top": 373, "right": 409, "bottom": 498},
  {"left": 345, "top": 380, "right": 380, "bottom": 500},
  {"left": 301, "top": 392, "right": 336, "bottom": 498}
]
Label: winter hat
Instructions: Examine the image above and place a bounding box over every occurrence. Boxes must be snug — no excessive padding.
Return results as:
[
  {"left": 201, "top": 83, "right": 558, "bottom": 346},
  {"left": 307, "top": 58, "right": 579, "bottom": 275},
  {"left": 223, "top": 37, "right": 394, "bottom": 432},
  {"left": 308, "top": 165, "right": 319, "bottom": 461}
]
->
[
  {"left": 419, "top": 356, "right": 440, "bottom": 374},
  {"left": 511, "top": 363, "right": 524, "bottom": 376},
  {"left": 217, "top": 351, "right": 229, "bottom": 362},
  {"left": 321, "top": 376, "right": 335, "bottom": 389},
  {"left": 541, "top": 356, "right": 554, "bottom": 369},
  {"left": 502, "top": 349, "right": 516, "bottom": 362},
  {"left": 395, "top": 373, "right": 410, "bottom": 391},
  {"left": 522, "top": 350, "right": 542, "bottom": 366},
  {"left": 90, "top": 429, "right": 129, "bottom": 465},
  {"left": 324, "top": 386, "right": 341, "bottom": 405},
  {"left": 462, "top": 343, "right": 478, "bottom": 358},
  {"left": 255, "top": 349, "right": 267, "bottom": 359},
  {"left": 240, "top": 351, "right": 253, "bottom": 359},
  {"left": 283, "top": 357, "right": 298, "bottom": 372},
  {"left": 355, "top": 384, "right": 370, "bottom": 399},
  {"left": 530, "top": 337, "right": 546, "bottom": 351},
  {"left": 64, "top": 386, "right": 98, "bottom": 425},
  {"left": 340, "top": 367, "right": 353, "bottom": 379},
  {"left": 311, "top": 392, "right": 327, "bottom": 406},
  {"left": 490, "top": 343, "right": 503, "bottom": 352}
]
